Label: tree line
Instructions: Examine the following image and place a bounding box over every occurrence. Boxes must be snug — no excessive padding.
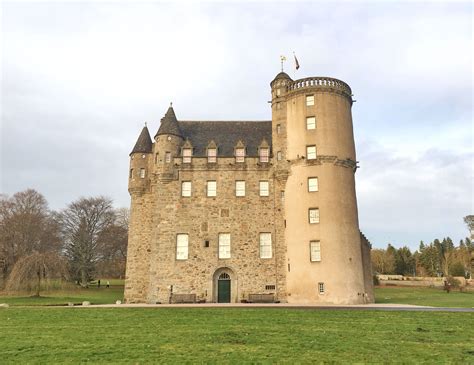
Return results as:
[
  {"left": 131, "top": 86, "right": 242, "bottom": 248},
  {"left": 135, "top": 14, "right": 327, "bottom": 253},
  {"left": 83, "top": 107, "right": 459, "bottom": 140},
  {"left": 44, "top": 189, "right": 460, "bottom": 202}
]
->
[
  {"left": 372, "top": 237, "right": 473, "bottom": 278},
  {"left": 0, "top": 189, "right": 128, "bottom": 293}
]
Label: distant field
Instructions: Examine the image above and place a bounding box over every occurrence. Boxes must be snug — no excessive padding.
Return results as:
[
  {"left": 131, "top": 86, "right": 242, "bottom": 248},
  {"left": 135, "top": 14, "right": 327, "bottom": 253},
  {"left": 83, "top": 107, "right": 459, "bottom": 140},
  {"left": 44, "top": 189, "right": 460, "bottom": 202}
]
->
[
  {"left": 375, "top": 286, "right": 474, "bottom": 308},
  {"left": 0, "top": 308, "right": 472, "bottom": 363}
]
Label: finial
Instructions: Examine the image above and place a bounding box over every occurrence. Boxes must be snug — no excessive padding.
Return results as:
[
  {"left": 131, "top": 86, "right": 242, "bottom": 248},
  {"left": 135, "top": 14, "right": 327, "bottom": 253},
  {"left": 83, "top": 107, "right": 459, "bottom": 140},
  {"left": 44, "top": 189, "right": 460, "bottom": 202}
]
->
[
  {"left": 170, "top": 102, "right": 173, "bottom": 107},
  {"left": 144, "top": 122, "right": 147, "bottom": 127},
  {"left": 280, "top": 55, "right": 287, "bottom": 72}
]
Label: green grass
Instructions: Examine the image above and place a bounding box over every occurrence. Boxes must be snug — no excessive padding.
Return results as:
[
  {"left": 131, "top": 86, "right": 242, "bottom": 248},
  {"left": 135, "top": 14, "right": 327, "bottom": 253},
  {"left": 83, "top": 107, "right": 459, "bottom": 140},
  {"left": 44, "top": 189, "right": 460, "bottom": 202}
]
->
[
  {"left": 0, "top": 308, "right": 472, "bottom": 363},
  {"left": 375, "top": 286, "right": 474, "bottom": 308}
]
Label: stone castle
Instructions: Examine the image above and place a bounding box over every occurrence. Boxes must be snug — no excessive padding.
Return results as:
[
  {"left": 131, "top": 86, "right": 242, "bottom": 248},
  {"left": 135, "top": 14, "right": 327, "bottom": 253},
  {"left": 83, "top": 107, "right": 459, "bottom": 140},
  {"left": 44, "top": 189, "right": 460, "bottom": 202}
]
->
[{"left": 124, "top": 71, "right": 374, "bottom": 304}]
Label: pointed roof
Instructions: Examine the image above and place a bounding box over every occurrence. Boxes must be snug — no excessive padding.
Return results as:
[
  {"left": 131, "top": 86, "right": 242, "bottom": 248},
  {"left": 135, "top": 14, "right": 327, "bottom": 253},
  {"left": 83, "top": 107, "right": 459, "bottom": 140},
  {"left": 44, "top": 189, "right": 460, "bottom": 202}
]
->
[
  {"left": 155, "top": 105, "right": 183, "bottom": 139},
  {"left": 130, "top": 125, "right": 153, "bottom": 155}
]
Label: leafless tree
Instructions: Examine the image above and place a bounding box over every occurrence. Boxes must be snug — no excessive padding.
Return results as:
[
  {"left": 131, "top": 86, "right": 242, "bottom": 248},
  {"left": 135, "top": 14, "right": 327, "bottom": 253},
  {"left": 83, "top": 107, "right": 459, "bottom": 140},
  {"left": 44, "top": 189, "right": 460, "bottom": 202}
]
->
[
  {"left": 5, "top": 252, "right": 69, "bottom": 296},
  {"left": 57, "top": 196, "right": 115, "bottom": 287}
]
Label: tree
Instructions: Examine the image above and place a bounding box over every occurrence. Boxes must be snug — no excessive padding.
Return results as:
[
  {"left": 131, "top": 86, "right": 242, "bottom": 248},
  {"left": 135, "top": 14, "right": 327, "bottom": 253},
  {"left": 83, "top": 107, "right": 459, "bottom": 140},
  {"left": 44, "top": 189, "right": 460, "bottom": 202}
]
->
[
  {"left": 394, "top": 246, "right": 415, "bottom": 276},
  {"left": 464, "top": 215, "right": 474, "bottom": 239},
  {"left": 0, "top": 190, "right": 61, "bottom": 288},
  {"left": 371, "top": 248, "right": 395, "bottom": 274},
  {"left": 5, "top": 252, "right": 68, "bottom": 296},
  {"left": 58, "top": 197, "right": 115, "bottom": 287}
]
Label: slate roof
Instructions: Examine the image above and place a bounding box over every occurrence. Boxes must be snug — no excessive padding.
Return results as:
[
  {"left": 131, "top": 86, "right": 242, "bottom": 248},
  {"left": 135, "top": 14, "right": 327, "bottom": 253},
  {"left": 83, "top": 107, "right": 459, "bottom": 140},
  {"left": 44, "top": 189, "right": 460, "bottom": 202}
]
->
[
  {"left": 178, "top": 120, "right": 272, "bottom": 157},
  {"left": 130, "top": 126, "right": 153, "bottom": 155},
  {"left": 273, "top": 71, "right": 292, "bottom": 81},
  {"left": 155, "top": 106, "right": 183, "bottom": 138}
]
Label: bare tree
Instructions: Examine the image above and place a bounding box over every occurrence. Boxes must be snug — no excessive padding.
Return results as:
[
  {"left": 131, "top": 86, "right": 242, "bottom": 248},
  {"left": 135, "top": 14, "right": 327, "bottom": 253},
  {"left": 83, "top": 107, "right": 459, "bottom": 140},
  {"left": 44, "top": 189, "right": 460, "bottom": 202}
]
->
[
  {"left": 464, "top": 215, "right": 474, "bottom": 239},
  {"left": 0, "top": 190, "right": 61, "bottom": 288},
  {"left": 5, "top": 252, "right": 69, "bottom": 296},
  {"left": 57, "top": 197, "right": 115, "bottom": 287}
]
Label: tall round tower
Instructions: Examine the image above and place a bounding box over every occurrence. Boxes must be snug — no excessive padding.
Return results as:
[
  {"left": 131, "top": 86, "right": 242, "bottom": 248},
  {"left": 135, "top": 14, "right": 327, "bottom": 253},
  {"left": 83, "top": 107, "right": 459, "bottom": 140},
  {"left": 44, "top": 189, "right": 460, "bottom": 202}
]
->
[{"left": 272, "top": 74, "right": 369, "bottom": 304}]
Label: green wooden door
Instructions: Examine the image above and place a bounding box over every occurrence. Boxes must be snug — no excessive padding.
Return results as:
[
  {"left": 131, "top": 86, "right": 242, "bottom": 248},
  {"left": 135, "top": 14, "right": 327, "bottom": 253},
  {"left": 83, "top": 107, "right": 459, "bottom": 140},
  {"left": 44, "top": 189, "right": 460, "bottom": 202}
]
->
[{"left": 218, "top": 279, "right": 231, "bottom": 303}]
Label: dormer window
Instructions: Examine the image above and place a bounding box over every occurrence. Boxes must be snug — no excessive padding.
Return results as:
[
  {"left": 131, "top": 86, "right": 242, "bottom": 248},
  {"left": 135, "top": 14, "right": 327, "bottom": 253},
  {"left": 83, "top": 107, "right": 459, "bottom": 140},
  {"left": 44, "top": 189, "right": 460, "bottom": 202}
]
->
[
  {"left": 207, "top": 148, "right": 217, "bottom": 163},
  {"left": 182, "top": 148, "right": 192, "bottom": 163},
  {"left": 235, "top": 148, "right": 245, "bottom": 163},
  {"left": 259, "top": 148, "right": 269, "bottom": 163}
]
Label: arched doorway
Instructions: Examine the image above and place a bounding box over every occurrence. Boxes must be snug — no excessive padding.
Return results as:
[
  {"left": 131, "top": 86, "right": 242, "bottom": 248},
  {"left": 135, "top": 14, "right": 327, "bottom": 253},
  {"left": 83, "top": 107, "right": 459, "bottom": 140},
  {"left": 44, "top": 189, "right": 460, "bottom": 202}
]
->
[
  {"left": 217, "top": 273, "right": 231, "bottom": 303},
  {"left": 212, "top": 267, "right": 236, "bottom": 303}
]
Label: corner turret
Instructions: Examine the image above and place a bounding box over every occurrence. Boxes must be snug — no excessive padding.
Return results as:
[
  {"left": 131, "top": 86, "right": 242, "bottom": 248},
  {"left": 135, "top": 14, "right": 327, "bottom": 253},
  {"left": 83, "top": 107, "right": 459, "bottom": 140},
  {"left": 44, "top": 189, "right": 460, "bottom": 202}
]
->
[{"left": 129, "top": 125, "right": 152, "bottom": 195}]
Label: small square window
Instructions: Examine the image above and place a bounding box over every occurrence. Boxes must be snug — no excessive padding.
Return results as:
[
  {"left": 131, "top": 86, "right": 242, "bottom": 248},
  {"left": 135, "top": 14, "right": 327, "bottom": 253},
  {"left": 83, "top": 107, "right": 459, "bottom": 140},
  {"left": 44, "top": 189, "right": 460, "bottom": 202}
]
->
[
  {"left": 140, "top": 168, "right": 146, "bottom": 179},
  {"left": 207, "top": 148, "right": 217, "bottom": 163},
  {"left": 176, "top": 234, "right": 189, "bottom": 260},
  {"left": 259, "top": 181, "right": 269, "bottom": 197},
  {"left": 207, "top": 181, "right": 217, "bottom": 197},
  {"left": 259, "top": 148, "right": 269, "bottom": 163},
  {"left": 306, "top": 145, "right": 317, "bottom": 160},
  {"left": 277, "top": 151, "right": 282, "bottom": 161},
  {"left": 236, "top": 181, "right": 246, "bottom": 197},
  {"left": 165, "top": 152, "right": 171, "bottom": 163},
  {"left": 318, "top": 282, "right": 325, "bottom": 294},
  {"left": 181, "top": 181, "right": 192, "bottom": 197},
  {"left": 204, "top": 240, "right": 210, "bottom": 248},
  {"left": 265, "top": 284, "right": 276, "bottom": 291},
  {"left": 306, "top": 95, "right": 315, "bottom": 106},
  {"left": 182, "top": 148, "right": 192, "bottom": 163},
  {"left": 235, "top": 148, "right": 245, "bottom": 163},
  {"left": 308, "top": 177, "right": 318, "bottom": 192},
  {"left": 129, "top": 168, "right": 133, "bottom": 178},
  {"left": 309, "top": 208, "right": 320, "bottom": 224},
  {"left": 310, "top": 241, "right": 321, "bottom": 262},
  {"left": 306, "top": 116, "right": 316, "bottom": 130}
]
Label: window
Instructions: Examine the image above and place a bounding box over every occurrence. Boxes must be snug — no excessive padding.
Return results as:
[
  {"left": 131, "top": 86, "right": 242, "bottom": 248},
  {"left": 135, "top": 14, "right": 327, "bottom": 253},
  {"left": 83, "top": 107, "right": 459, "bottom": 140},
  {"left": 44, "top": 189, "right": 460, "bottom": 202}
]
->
[
  {"left": 309, "top": 208, "right": 320, "bottom": 224},
  {"left": 306, "top": 95, "right": 315, "bottom": 106},
  {"left": 181, "top": 181, "right": 192, "bottom": 197},
  {"left": 265, "top": 285, "right": 276, "bottom": 290},
  {"left": 259, "top": 181, "right": 269, "bottom": 197},
  {"left": 306, "top": 116, "right": 316, "bottom": 130},
  {"left": 276, "top": 102, "right": 281, "bottom": 110},
  {"left": 129, "top": 169, "right": 133, "bottom": 178},
  {"left": 259, "top": 148, "right": 269, "bottom": 163},
  {"left": 176, "top": 234, "right": 189, "bottom": 260},
  {"left": 276, "top": 88, "right": 281, "bottom": 96},
  {"left": 276, "top": 124, "right": 281, "bottom": 134},
  {"left": 182, "top": 148, "right": 192, "bottom": 163},
  {"left": 204, "top": 240, "right": 210, "bottom": 248},
  {"left": 260, "top": 233, "right": 272, "bottom": 259},
  {"left": 318, "top": 282, "right": 325, "bottom": 294},
  {"left": 218, "top": 233, "right": 231, "bottom": 259},
  {"left": 310, "top": 241, "right": 321, "bottom": 262},
  {"left": 280, "top": 191, "right": 285, "bottom": 201},
  {"left": 165, "top": 152, "right": 171, "bottom": 163},
  {"left": 308, "top": 177, "right": 319, "bottom": 192},
  {"left": 207, "top": 148, "right": 217, "bottom": 163},
  {"left": 277, "top": 151, "right": 282, "bottom": 161},
  {"left": 207, "top": 181, "right": 217, "bottom": 197},
  {"left": 306, "top": 145, "right": 316, "bottom": 160},
  {"left": 235, "top": 181, "right": 246, "bottom": 197},
  {"left": 235, "top": 148, "right": 245, "bottom": 163},
  {"left": 140, "top": 168, "right": 146, "bottom": 178}
]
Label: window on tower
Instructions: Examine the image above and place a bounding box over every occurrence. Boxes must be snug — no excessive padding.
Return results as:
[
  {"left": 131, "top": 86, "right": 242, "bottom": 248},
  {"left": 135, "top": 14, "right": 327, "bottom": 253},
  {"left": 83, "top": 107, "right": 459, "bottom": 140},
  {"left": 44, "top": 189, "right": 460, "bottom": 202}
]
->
[
  {"left": 218, "top": 233, "right": 231, "bottom": 259},
  {"left": 308, "top": 177, "right": 319, "bottom": 192},
  {"left": 306, "top": 145, "right": 317, "bottom": 160},
  {"left": 235, "top": 181, "right": 246, "bottom": 197},
  {"left": 306, "top": 116, "right": 316, "bottom": 130},
  {"left": 207, "top": 181, "right": 217, "bottom": 197},
  {"left": 181, "top": 181, "right": 192, "bottom": 197},
  {"left": 259, "top": 233, "right": 272, "bottom": 259},
  {"left": 310, "top": 241, "right": 321, "bottom": 262},
  {"left": 306, "top": 95, "right": 315, "bottom": 106},
  {"left": 176, "top": 234, "right": 189, "bottom": 260},
  {"left": 140, "top": 168, "right": 146, "bottom": 179},
  {"left": 308, "top": 208, "right": 320, "bottom": 224},
  {"left": 260, "top": 181, "right": 269, "bottom": 197},
  {"left": 276, "top": 124, "right": 281, "bottom": 134},
  {"left": 165, "top": 152, "right": 171, "bottom": 163}
]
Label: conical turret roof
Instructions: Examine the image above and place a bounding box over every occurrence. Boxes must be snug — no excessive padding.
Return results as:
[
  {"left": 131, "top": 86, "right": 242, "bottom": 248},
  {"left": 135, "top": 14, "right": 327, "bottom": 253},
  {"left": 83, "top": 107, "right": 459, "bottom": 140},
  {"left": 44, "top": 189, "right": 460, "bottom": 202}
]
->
[
  {"left": 130, "top": 125, "right": 153, "bottom": 155},
  {"left": 155, "top": 105, "right": 183, "bottom": 138}
]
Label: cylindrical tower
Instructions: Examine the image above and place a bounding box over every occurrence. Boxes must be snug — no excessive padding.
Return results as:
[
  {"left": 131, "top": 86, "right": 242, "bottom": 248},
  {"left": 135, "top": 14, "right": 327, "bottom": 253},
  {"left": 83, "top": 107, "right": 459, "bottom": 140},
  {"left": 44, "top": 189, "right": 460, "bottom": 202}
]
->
[{"left": 273, "top": 75, "right": 368, "bottom": 304}]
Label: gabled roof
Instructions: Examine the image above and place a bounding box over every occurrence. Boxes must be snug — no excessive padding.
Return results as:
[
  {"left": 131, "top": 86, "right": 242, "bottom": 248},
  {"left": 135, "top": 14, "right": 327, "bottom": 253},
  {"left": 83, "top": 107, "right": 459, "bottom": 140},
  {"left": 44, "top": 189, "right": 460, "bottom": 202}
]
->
[
  {"left": 130, "top": 126, "right": 153, "bottom": 155},
  {"left": 178, "top": 121, "right": 272, "bottom": 157},
  {"left": 155, "top": 106, "right": 183, "bottom": 138}
]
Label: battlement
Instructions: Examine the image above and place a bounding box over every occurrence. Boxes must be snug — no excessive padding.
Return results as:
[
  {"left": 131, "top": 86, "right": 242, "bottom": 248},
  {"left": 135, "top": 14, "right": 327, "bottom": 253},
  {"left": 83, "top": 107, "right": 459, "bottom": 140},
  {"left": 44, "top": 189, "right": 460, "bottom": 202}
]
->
[{"left": 287, "top": 76, "right": 352, "bottom": 101}]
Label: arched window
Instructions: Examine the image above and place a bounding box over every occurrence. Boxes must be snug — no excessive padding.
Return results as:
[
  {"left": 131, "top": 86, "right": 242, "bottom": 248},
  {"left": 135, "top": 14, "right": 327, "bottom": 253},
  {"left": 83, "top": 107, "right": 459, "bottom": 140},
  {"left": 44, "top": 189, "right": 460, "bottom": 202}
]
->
[{"left": 219, "top": 273, "right": 230, "bottom": 280}]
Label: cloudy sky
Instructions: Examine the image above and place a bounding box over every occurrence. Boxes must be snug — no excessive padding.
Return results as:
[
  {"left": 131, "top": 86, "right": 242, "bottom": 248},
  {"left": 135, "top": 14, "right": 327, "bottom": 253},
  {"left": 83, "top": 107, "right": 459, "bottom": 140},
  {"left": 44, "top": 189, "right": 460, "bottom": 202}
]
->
[{"left": 1, "top": 1, "right": 472, "bottom": 249}]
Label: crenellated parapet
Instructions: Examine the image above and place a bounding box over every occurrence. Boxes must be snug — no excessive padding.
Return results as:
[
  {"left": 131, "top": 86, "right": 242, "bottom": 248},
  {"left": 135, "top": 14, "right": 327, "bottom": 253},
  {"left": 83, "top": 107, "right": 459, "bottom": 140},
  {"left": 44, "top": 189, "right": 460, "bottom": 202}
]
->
[{"left": 287, "top": 76, "right": 353, "bottom": 102}]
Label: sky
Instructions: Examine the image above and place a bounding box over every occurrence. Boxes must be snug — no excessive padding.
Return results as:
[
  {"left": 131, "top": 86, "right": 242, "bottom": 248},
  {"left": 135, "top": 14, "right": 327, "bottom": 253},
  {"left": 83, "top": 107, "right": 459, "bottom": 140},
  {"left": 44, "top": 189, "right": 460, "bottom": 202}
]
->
[{"left": 1, "top": 1, "right": 472, "bottom": 250}]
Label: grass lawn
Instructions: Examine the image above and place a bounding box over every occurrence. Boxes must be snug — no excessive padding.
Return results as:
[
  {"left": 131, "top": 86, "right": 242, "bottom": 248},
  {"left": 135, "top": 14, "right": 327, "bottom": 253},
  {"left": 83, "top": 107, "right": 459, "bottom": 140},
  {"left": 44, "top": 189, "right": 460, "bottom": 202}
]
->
[
  {"left": 0, "top": 307, "right": 473, "bottom": 363},
  {"left": 375, "top": 286, "right": 474, "bottom": 308}
]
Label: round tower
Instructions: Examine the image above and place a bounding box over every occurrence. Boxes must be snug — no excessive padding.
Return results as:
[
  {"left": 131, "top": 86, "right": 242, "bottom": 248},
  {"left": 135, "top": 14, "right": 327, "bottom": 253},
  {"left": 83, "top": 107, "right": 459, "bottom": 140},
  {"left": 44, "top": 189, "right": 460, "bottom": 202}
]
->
[
  {"left": 273, "top": 74, "right": 368, "bottom": 304},
  {"left": 128, "top": 125, "right": 153, "bottom": 195}
]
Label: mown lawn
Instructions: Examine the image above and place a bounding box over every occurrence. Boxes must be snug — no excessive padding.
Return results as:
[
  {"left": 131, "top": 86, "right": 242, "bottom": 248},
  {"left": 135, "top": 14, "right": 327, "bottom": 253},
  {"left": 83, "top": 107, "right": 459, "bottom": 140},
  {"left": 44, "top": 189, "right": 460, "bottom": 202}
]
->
[
  {"left": 375, "top": 286, "right": 474, "bottom": 308},
  {"left": 0, "top": 308, "right": 472, "bottom": 363}
]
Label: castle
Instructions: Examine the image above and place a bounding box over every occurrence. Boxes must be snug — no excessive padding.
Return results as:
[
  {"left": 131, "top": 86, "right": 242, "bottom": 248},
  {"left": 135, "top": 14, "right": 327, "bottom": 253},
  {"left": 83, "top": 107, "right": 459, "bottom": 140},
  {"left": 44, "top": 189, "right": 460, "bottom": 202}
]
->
[{"left": 124, "top": 71, "right": 374, "bottom": 305}]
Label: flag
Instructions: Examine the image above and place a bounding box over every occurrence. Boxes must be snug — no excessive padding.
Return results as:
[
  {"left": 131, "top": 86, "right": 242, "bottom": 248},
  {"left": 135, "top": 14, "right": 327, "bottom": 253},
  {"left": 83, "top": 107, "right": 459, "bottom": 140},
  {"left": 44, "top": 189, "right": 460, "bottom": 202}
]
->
[
  {"left": 280, "top": 55, "right": 287, "bottom": 62},
  {"left": 294, "top": 54, "right": 300, "bottom": 70}
]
